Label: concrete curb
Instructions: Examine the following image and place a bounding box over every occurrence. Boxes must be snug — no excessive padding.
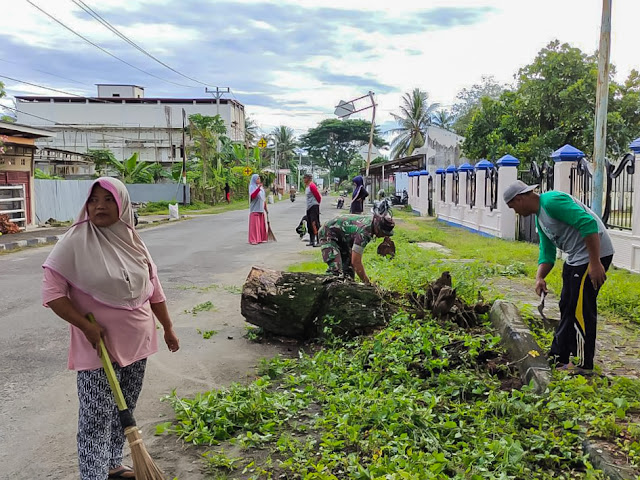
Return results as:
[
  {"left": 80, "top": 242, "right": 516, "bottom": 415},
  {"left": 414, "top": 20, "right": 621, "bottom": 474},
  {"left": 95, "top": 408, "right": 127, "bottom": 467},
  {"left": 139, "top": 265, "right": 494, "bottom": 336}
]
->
[
  {"left": 0, "top": 218, "right": 175, "bottom": 252},
  {"left": 489, "top": 300, "right": 552, "bottom": 393},
  {"left": 0, "top": 235, "right": 62, "bottom": 252},
  {"left": 490, "top": 300, "right": 638, "bottom": 480}
]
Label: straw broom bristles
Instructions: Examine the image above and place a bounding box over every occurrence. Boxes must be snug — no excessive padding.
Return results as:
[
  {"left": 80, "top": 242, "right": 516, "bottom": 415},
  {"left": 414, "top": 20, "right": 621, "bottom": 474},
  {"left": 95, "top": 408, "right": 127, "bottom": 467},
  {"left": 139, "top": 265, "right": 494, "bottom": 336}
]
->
[{"left": 124, "top": 426, "right": 165, "bottom": 479}]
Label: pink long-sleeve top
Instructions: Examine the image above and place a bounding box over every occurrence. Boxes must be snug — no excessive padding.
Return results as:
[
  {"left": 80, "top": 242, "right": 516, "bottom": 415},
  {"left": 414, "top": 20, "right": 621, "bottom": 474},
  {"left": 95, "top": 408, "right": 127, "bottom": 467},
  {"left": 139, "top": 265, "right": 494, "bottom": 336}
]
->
[{"left": 42, "top": 267, "right": 166, "bottom": 371}]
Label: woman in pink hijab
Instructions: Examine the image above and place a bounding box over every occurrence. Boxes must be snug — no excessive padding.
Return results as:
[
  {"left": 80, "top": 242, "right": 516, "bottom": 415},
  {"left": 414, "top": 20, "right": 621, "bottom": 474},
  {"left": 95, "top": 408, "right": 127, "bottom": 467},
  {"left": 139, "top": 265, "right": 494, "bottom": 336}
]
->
[{"left": 41, "top": 177, "right": 179, "bottom": 480}]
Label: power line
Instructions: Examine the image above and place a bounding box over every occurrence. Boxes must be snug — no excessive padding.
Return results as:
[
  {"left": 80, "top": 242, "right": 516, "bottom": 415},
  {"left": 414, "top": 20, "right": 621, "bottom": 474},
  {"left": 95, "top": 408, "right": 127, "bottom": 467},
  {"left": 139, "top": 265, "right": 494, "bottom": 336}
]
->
[
  {"left": 25, "top": 0, "right": 198, "bottom": 89},
  {"left": 0, "top": 74, "right": 112, "bottom": 102},
  {"left": 0, "top": 58, "right": 93, "bottom": 87},
  {"left": 71, "top": 0, "right": 213, "bottom": 88}
]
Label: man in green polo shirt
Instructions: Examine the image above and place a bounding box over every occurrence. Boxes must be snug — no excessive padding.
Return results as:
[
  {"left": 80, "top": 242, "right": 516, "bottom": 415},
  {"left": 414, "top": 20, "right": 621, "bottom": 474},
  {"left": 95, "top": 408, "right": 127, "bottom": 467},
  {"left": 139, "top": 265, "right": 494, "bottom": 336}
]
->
[{"left": 504, "top": 181, "right": 614, "bottom": 373}]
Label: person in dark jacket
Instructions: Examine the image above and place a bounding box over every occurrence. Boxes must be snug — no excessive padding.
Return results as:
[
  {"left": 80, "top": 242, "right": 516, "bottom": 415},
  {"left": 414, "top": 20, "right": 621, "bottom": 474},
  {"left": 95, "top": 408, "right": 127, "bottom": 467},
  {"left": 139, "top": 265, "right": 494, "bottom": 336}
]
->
[{"left": 350, "top": 175, "right": 368, "bottom": 214}]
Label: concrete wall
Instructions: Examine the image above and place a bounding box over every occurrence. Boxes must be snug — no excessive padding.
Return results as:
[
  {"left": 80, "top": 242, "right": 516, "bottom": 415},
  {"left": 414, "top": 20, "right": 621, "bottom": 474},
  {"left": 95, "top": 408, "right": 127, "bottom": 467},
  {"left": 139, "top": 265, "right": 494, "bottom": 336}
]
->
[
  {"left": 16, "top": 99, "right": 245, "bottom": 164},
  {"left": 411, "top": 148, "right": 640, "bottom": 273},
  {"left": 34, "top": 180, "right": 189, "bottom": 223}
]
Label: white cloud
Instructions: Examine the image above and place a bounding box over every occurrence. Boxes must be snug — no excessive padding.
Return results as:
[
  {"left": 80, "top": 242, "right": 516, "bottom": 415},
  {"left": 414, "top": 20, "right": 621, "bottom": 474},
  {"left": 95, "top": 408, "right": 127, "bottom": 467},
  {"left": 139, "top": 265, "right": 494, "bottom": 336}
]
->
[{"left": 2, "top": 0, "right": 638, "bottom": 135}]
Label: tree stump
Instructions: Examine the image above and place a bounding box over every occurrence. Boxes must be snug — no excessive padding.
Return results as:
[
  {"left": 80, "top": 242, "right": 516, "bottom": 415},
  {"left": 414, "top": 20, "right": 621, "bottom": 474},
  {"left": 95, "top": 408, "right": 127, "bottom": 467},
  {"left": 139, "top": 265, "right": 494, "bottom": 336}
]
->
[{"left": 240, "top": 267, "right": 391, "bottom": 339}]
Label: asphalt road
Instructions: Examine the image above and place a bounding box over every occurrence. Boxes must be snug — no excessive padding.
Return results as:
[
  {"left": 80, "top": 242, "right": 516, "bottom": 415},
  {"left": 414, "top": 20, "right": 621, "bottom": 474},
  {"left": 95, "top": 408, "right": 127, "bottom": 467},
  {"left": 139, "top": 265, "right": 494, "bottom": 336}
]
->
[{"left": 0, "top": 196, "right": 342, "bottom": 479}]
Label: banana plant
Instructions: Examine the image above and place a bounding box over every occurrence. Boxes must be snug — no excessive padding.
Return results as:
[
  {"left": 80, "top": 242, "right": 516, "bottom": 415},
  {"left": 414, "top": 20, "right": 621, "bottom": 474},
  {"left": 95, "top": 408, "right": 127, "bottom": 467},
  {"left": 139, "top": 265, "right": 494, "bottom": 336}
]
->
[{"left": 109, "top": 153, "right": 153, "bottom": 184}]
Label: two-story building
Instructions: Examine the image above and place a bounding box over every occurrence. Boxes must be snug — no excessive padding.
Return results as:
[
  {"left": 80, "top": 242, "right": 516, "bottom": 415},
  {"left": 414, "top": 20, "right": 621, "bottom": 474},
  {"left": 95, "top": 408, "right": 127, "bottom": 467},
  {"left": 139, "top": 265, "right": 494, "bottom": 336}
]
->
[
  {"left": 15, "top": 84, "right": 246, "bottom": 166},
  {"left": 0, "top": 121, "right": 55, "bottom": 226}
]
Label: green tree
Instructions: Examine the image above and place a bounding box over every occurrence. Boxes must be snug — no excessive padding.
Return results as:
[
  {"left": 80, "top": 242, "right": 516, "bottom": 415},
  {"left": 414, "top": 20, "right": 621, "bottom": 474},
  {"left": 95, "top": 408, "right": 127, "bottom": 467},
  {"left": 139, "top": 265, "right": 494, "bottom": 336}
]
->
[
  {"left": 270, "top": 125, "right": 297, "bottom": 171},
  {"left": 461, "top": 41, "right": 640, "bottom": 166},
  {"left": 432, "top": 109, "right": 455, "bottom": 131},
  {"left": 300, "top": 118, "right": 386, "bottom": 182},
  {"left": 86, "top": 149, "right": 118, "bottom": 176},
  {"left": 389, "top": 88, "right": 439, "bottom": 159},
  {"left": 244, "top": 117, "right": 259, "bottom": 149},
  {"left": 452, "top": 75, "right": 506, "bottom": 135}
]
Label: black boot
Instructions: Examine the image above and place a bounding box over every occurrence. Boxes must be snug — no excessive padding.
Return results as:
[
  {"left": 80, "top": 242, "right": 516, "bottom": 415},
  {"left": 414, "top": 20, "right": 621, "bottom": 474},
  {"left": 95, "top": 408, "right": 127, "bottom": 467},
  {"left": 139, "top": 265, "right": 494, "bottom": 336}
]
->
[{"left": 306, "top": 234, "right": 315, "bottom": 246}]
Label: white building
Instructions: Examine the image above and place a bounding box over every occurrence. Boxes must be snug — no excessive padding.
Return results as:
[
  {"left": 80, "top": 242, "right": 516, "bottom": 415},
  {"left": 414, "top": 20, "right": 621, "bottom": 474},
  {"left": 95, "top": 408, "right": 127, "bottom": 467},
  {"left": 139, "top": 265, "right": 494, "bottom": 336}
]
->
[
  {"left": 412, "top": 126, "right": 464, "bottom": 170},
  {"left": 15, "top": 84, "right": 246, "bottom": 166}
]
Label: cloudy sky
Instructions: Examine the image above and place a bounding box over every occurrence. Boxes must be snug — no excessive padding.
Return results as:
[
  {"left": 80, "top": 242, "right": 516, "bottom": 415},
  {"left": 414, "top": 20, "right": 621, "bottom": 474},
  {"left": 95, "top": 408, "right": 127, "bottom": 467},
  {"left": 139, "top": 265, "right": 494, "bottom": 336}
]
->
[{"left": 1, "top": 0, "right": 638, "bottom": 137}]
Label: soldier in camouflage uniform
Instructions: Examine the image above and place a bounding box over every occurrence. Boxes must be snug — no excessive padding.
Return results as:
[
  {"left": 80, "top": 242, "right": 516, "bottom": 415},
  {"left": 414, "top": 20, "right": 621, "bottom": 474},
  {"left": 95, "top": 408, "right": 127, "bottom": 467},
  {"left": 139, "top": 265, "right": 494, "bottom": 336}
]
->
[{"left": 318, "top": 213, "right": 395, "bottom": 284}]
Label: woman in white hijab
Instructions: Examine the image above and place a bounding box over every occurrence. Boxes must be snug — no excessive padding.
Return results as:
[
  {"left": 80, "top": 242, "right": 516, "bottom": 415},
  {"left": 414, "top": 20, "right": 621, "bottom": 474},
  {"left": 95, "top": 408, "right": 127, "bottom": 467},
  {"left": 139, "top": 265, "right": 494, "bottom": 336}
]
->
[
  {"left": 42, "top": 177, "right": 179, "bottom": 480},
  {"left": 248, "top": 173, "right": 268, "bottom": 244}
]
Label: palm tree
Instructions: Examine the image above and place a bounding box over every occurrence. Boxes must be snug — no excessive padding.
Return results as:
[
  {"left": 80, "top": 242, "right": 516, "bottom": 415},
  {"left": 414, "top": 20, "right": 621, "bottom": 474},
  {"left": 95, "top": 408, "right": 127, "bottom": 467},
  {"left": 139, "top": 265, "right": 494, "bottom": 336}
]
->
[
  {"left": 270, "top": 125, "right": 297, "bottom": 170},
  {"left": 244, "top": 117, "right": 259, "bottom": 149},
  {"left": 432, "top": 109, "right": 455, "bottom": 131},
  {"left": 389, "top": 88, "right": 440, "bottom": 159}
]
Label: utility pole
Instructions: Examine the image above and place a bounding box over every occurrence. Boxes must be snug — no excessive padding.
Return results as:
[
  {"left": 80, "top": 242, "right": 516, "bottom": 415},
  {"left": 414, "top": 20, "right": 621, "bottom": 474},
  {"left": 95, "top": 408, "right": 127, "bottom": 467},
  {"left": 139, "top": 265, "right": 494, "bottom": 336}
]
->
[
  {"left": 205, "top": 87, "right": 230, "bottom": 171},
  {"left": 297, "top": 150, "right": 302, "bottom": 191},
  {"left": 274, "top": 137, "right": 279, "bottom": 194},
  {"left": 181, "top": 108, "right": 187, "bottom": 206},
  {"left": 592, "top": 0, "right": 612, "bottom": 217}
]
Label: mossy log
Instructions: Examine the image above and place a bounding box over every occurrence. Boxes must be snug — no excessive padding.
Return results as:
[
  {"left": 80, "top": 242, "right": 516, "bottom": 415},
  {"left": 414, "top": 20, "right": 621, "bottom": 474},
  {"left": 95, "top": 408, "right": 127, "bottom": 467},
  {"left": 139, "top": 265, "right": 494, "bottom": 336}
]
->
[{"left": 240, "top": 266, "right": 390, "bottom": 339}]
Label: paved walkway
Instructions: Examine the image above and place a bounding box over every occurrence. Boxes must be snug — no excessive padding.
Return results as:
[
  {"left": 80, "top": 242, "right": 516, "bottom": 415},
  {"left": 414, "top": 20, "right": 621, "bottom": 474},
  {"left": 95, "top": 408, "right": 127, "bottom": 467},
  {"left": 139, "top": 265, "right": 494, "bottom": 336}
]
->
[
  {"left": 0, "top": 214, "right": 175, "bottom": 251},
  {"left": 489, "top": 276, "right": 640, "bottom": 379}
]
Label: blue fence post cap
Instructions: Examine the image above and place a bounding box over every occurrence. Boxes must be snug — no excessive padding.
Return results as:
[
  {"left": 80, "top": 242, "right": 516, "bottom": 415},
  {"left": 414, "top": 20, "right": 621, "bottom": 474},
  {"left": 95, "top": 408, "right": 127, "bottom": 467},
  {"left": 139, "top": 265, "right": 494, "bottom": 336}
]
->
[
  {"left": 435, "top": 168, "right": 445, "bottom": 174},
  {"left": 497, "top": 154, "right": 520, "bottom": 167},
  {"left": 551, "top": 144, "right": 585, "bottom": 161},
  {"left": 445, "top": 165, "right": 457, "bottom": 173},
  {"left": 630, "top": 137, "right": 640, "bottom": 153},
  {"left": 457, "top": 162, "right": 474, "bottom": 172},
  {"left": 408, "top": 171, "right": 419, "bottom": 177},
  {"left": 474, "top": 159, "right": 494, "bottom": 170},
  {"left": 419, "top": 169, "right": 429, "bottom": 175}
]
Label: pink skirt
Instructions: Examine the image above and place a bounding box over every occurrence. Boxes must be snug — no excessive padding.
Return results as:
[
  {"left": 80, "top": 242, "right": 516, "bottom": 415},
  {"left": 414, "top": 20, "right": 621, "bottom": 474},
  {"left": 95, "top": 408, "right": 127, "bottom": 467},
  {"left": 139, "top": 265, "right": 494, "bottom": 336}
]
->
[{"left": 249, "top": 212, "right": 268, "bottom": 244}]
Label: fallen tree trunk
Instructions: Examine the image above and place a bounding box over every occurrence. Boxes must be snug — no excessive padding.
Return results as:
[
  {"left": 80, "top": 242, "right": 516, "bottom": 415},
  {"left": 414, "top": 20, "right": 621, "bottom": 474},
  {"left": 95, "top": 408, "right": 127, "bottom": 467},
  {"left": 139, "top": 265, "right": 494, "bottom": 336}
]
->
[{"left": 240, "top": 266, "right": 391, "bottom": 339}]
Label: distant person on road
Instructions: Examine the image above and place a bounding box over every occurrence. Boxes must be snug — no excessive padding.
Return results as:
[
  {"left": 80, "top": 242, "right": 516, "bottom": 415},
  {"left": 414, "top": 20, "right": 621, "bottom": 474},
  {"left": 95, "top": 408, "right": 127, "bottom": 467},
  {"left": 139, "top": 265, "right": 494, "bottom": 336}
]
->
[
  {"left": 318, "top": 213, "right": 395, "bottom": 283},
  {"left": 249, "top": 174, "right": 268, "bottom": 245},
  {"left": 224, "top": 182, "right": 231, "bottom": 204},
  {"left": 41, "top": 177, "right": 179, "bottom": 480},
  {"left": 303, "top": 173, "right": 322, "bottom": 246},
  {"left": 350, "top": 175, "right": 369, "bottom": 214},
  {"left": 504, "top": 180, "right": 614, "bottom": 373}
]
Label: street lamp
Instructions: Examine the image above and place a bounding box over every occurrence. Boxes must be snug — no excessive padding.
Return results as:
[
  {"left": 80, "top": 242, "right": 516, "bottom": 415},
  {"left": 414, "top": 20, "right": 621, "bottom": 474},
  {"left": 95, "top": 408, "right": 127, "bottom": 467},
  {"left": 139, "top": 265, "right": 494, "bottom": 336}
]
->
[{"left": 294, "top": 147, "right": 306, "bottom": 191}]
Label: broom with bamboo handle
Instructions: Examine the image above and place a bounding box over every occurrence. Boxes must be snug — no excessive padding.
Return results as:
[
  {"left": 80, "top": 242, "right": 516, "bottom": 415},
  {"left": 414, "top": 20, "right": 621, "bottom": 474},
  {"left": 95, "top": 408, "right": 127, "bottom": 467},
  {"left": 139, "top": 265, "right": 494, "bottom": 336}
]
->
[{"left": 87, "top": 313, "right": 165, "bottom": 480}]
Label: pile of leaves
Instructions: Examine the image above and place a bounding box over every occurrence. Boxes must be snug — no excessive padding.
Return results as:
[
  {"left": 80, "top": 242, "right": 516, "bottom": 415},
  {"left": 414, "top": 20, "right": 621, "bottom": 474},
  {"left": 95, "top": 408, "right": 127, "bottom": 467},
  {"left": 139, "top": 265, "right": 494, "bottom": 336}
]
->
[
  {"left": 164, "top": 307, "right": 640, "bottom": 479},
  {"left": 0, "top": 214, "right": 20, "bottom": 234},
  {"left": 163, "top": 214, "right": 640, "bottom": 479}
]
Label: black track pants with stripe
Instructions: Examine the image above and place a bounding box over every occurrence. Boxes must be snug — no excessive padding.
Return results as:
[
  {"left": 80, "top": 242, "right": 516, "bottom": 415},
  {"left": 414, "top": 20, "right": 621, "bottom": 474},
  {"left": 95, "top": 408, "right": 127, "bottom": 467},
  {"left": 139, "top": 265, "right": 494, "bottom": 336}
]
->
[{"left": 550, "top": 255, "right": 613, "bottom": 370}]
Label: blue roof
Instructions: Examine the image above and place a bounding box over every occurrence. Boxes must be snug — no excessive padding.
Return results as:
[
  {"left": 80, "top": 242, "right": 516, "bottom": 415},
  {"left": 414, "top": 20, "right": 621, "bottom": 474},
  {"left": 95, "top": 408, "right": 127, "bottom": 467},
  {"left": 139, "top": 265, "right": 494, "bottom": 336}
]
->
[
  {"left": 630, "top": 137, "right": 640, "bottom": 153},
  {"left": 551, "top": 144, "right": 585, "bottom": 161},
  {"left": 445, "top": 165, "right": 457, "bottom": 173},
  {"left": 475, "top": 159, "right": 494, "bottom": 170},
  {"left": 408, "top": 171, "right": 419, "bottom": 177},
  {"left": 458, "top": 162, "right": 474, "bottom": 172},
  {"left": 435, "top": 168, "right": 445, "bottom": 174},
  {"left": 419, "top": 169, "right": 429, "bottom": 175},
  {"left": 497, "top": 154, "right": 520, "bottom": 167}
]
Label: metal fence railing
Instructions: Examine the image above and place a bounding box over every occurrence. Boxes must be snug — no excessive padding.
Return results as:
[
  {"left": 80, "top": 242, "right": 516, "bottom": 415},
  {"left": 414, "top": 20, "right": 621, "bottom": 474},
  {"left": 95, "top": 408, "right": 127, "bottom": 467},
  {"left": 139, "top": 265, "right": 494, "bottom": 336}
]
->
[{"left": 603, "top": 153, "right": 634, "bottom": 230}]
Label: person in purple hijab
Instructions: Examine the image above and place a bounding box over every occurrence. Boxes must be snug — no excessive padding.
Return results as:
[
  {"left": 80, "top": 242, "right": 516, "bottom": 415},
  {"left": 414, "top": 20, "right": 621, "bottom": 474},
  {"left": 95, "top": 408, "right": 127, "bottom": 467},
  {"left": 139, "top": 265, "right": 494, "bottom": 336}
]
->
[{"left": 350, "top": 175, "right": 369, "bottom": 214}]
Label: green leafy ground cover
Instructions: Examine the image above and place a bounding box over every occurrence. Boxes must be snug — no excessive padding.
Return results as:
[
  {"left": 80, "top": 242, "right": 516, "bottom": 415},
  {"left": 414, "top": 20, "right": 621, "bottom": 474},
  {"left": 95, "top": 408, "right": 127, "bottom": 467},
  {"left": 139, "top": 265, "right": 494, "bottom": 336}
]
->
[{"left": 164, "top": 214, "right": 640, "bottom": 479}]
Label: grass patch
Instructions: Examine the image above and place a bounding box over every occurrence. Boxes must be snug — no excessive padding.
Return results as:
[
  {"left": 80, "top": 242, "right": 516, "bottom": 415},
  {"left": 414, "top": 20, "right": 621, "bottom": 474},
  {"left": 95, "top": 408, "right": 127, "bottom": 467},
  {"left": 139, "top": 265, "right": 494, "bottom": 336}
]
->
[
  {"left": 138, "top": 199, "right": 249, "bottom": 216},
  {"left": 197, "top": 329, "right": 218, "bottom": 339},
  {"left": 164, "top": 214, "right": 640, "bottom": 478},
  {"left": 185, "top": 301, "right": 215, "bottom": 315}
]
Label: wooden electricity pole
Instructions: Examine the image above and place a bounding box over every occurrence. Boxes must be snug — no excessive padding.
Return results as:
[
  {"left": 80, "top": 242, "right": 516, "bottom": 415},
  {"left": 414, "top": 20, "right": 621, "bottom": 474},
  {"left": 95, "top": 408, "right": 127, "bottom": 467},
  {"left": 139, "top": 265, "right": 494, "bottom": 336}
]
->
[{"left": 592, "top": 0, "right": 612, "bottom": 217}]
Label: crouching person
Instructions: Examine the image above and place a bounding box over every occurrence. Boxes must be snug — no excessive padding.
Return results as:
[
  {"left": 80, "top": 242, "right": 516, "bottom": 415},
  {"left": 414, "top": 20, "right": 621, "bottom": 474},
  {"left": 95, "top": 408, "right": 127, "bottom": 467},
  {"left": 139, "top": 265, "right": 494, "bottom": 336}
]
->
[{"left": 318, "top": 213, "right": 395, "bottom": 284}]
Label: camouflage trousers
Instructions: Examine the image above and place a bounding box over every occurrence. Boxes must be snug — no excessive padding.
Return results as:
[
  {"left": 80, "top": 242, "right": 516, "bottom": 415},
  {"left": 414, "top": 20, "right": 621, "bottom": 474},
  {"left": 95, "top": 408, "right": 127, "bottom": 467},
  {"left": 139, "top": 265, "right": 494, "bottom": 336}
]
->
[{"left": 320, "top": 241, "right": 354, "bottom": 278}]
